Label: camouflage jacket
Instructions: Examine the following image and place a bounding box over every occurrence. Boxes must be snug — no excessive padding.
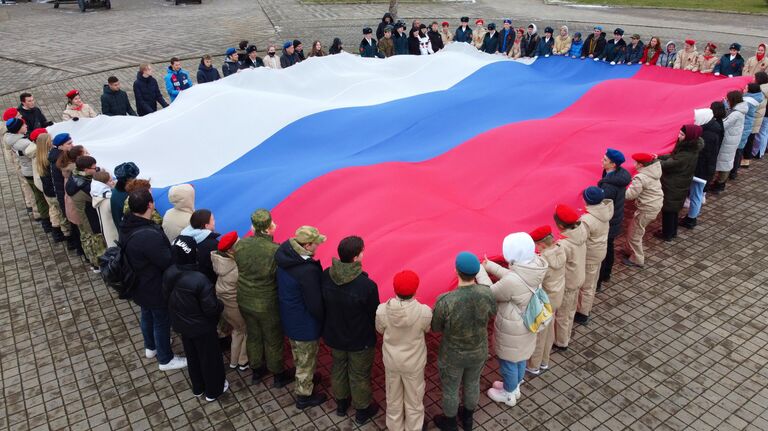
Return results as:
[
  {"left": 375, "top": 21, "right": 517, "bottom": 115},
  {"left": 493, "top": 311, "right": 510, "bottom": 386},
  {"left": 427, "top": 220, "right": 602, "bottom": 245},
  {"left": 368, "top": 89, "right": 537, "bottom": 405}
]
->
[
  {"left": 235, "top": 233, "right": 280, "bottom": 312},
  {"left": 431, "top": 283, "right": 497, "bottom": 363}
]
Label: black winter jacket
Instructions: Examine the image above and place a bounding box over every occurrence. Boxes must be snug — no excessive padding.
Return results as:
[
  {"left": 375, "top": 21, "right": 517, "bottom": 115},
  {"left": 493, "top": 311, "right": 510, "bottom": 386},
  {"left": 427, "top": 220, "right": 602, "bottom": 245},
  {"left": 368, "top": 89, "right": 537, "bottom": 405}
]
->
[
  {"left": 581, "top": 32, "right": 607, "bottom": 58},
  {"left": 481, "top": 31, "right": 501, "bottom": 54},
  {"left": 196, "top": 60, "right": 221, "bottom": 83},
  {"left": 521, "top": 33, "right": 540, "bottom": 57},
  {"left": 321, "top": 260, "right": 379, "bottom": 351},
  {"left": 275, "top": 241, "right": 324, "bottom": 341},
  {"left": 222, "top": 59, "right": 239, "bottom": 77},
  {"left": 17, "top": 106, "right": 51, "bottom": 133},
  {"left": 428, "top": 30, "right": 444, "bottom": 52},
  {"left": 164, "top": 264, "right": 223, "bottom": 337},
  {"left": 48, "top": 148, "right": 66, "bottom": 213},
  {"left": 408, "top": 34, "right": 421, "bottom": 55},
  {"left": 393, "top": 32, "right": 409, "bottom": 55},
  {"left": 239, "top": 56, "right": 264, "bottom": 70},
  {"left": 133, "top": 72, "right": 168, "bottom": 116},
  {"left": 196, "top": 232, "right": 220, "bottom": 285},
  {"left": 101, "top": 85, "right": 137, "bottom": 116},
  {"left": 696, "top": 118, "right": 724, "bottom": 182},
  {"left": 598, "top": 166, "right": 632, "bottom": 239},
  {"left": 120, "top": 213, "right": 173, "bottom": 309}
]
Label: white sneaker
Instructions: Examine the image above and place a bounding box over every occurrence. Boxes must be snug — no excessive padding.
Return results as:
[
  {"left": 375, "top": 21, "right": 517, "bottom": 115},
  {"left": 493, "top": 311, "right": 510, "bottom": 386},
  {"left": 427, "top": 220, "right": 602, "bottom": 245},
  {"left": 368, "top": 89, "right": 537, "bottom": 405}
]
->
[
  {"left": 487, "top": 388, "right": 516, "bottom": 407},
  {"left": 229, "top": 363, "right": 238, "bottom": 369},
  {"left": 206, "top": 380, "right": 229, "bottom": 402},
  {"left": 145, "top": 349, "right": 157, "bottom": 359},
  {"left": 492, "top": 381, "right": 504, "bottom": 390},
  {"left": 526, "top": 367, "right": 541, "bottom": 375},
  {"left": 540, "top": 363, "right": 550, "bottom": 370},
  {"left": 513, "top": 386, "right": 521, "bottom": 400},
  {"left": 159, "top": 356, "right": 187, "bottom": 371}
]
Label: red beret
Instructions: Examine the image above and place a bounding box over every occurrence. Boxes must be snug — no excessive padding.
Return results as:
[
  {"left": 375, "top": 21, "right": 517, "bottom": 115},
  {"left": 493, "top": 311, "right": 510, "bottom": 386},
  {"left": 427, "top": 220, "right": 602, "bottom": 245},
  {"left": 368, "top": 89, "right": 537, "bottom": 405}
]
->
[
  {"left": 685, "top": 39, "right": 695, "bottom": 46},
  {"left": 442, "top": 21, "right": 449, "bottom": 27},
  {"left": 476, "top": 19, "right": 484, "bottom": 25},
  {"left": 66, "top": 89, "right": 79, "bottom": 99},
  {"left": 393, "top": 270, "right": 419, "bottom": 297},
  {"left": 218, "top": 231, "right": 239, "bottom": 252},
  {"left": 529, "top": 225, "right": 553, "bottom": 242},
  {"left": 555, "top": 204, "right": 580, "bottom": 225},
  {"left": 2, "top": 107, "right": 18, "bottom": 121},
  {"left": 632, "top": 152, "right": 655, "bottom": 164},
  {"left": 29, "top": 128, "right": 47, "bottom": 142},
  {"left": 707, "top": 42, "right": 717, "bottom": 50}
]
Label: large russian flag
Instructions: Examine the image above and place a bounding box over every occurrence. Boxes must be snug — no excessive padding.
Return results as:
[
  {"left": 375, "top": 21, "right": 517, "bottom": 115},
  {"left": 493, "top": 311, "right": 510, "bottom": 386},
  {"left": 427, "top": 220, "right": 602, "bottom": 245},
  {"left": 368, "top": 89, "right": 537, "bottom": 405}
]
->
[{"left": 52, "top": 44, "right": 749, "bottom": 305}]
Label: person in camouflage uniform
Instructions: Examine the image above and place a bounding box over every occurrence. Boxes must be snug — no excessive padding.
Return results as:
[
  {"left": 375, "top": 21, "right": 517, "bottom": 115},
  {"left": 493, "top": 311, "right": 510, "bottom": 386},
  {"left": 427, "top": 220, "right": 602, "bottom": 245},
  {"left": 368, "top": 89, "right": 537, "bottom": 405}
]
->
[
  {"left": 431, "top": 252, "right": 497, "bottom": 431},
  {"left": 235, "top": 209, "right": 293, "bottom": 388},
  {"left": 275, "top": 226, "right": 328, "bottom": 409},
  {"left": 65, "top": 156, "right": 106, "bottom": 269}
]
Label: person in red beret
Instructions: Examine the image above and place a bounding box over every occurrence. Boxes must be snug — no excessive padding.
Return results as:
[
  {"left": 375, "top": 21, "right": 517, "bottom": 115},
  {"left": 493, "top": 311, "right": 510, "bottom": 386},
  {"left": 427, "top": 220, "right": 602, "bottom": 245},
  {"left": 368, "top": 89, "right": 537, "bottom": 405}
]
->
[
  {"left": 62, "top": 89, "right": 98, "bottom": 121},
  {"left": 623, "top": 153, "right": 663, "bottom": 267},
  {"left": 1, "top": 107, "right": 38, "bottom": 216},
  {"left": 375, "top": 270, "right": 432, "bottom": 431},
  {"left": 440, "top": 21, "right": 453, "bottom": 45},
  {"left": 210, "top": 231, "right": 250, "bottom": 371},
  {"left": 551, "top": 204, "right": 587, "bottom": 352},
  {"left": 527, "top": 225, "right": 566, "bottom": 375},
  {"left": 473, "top": 19, "right": 487, "bottom": 49},
  {"left": 674, "top": 39, "right": 698, "bottom": 71},
  {"left": 694, "top": 43, "right": 718, "bottom": 73}
]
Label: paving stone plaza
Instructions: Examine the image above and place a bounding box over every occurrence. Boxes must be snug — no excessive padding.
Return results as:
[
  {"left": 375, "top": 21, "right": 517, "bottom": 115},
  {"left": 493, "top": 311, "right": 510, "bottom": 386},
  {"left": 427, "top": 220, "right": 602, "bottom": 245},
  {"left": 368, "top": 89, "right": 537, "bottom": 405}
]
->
[{"left": 1, "top": 0, "right": 768, "bottom": 430}]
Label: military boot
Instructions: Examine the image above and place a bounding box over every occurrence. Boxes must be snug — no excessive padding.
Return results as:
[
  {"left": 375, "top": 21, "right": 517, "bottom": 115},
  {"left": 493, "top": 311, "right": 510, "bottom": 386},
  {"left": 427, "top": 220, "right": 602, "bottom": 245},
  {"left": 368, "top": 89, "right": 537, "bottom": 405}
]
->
[
  {"left": 65, "top": 235, "right": 78, "bottom": 250},
  {"left": 296, "top": 391, "right": 327, "bottom": 410},
  {"left": 335, "top": 398, "right": 350, "bottom": 416},
  {"left": 433, "top": 414, "right": 459, "bottom": 431},
  {"left": 458, "top": 407, "right": 474, "bottom": 430},
  {"left": 51, "top": 227, "right": 65, "bottom": 242},
  {"left": 354, "top": 402, "right": 379, "bottom": 425},
  {"left": 272, "top": 368, "right": 295, "bottom": 388},
  {"left": 40, "top": 218, "right": 52, "bottom": 233}
]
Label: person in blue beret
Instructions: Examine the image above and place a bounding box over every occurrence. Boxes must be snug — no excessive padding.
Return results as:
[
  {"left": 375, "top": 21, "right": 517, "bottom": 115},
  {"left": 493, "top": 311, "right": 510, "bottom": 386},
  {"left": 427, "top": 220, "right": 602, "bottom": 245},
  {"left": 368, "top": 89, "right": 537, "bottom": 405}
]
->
[
  {"left": 596, "top": 148, "right": 631, "bottom": 291},
  {"left": 222, "top": 47, "right": 240, "bottom": 77},
  {"left": 280, "top": 41, "right": 300, "bottom": 68}
]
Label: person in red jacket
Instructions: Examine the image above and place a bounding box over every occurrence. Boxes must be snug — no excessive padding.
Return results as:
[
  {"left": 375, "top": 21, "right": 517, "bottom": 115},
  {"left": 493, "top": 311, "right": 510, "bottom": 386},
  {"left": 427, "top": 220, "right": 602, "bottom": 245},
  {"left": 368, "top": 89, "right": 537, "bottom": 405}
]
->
[{"left": 640, "top": 36, "right": 662, "bottom": 65}]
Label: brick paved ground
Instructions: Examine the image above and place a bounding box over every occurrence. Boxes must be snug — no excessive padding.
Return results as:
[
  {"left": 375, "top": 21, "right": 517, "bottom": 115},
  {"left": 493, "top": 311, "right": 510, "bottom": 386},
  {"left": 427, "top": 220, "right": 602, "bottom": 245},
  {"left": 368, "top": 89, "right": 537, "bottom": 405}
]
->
[{"left": 2, "top": 1, "right": 768, "bottom": 430}]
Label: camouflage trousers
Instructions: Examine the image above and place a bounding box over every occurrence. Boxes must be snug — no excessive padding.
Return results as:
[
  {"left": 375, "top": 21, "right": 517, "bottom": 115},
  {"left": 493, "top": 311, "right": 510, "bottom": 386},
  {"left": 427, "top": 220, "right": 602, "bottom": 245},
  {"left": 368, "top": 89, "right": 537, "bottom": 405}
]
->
[
  {"left": 81, "top": 231, "right": 106, "bottom": 267},
  {"left": 331, "top": 347, "right": 374, "bottom": 410},
  {"left": 24, "top": 177, "right": 49, "bottom": 220},
  {"left": 239, "top": 307, "right": 284, "bottom": 374},
  {"left": 289, "top": 339, "right": 318, "bottom": 396},
  {"left": 44, "top": 195, "right": 71, "bottom": 235},
  {"left": 437, "top": 353, "right": 486, "bottom": 417}
]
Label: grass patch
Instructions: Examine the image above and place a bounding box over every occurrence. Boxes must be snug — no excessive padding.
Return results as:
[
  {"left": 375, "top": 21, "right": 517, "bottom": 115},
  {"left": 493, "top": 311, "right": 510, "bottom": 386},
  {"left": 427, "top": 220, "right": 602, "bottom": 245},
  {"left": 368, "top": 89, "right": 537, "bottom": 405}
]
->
[
  {"left": 303, "top": 0, "right": 440, "bottom": 3},
  {"left": 570, "top": 0, "right": 768, "bottom": 14}
]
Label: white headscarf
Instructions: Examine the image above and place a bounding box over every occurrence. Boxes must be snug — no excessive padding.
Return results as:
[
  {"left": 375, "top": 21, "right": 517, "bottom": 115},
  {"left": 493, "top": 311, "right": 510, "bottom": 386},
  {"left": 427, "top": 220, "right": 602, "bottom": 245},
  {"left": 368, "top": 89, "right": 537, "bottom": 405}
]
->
[{"left": 502, "top": 232, "right": 536, "bottom": 265}]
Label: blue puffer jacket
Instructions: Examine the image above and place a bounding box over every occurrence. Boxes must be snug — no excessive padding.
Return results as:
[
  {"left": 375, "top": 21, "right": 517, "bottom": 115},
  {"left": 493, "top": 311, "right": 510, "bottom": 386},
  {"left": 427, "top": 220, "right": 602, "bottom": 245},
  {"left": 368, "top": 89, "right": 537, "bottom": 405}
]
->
[
  {"left": 164, "top": 67, "right": 193, "bottom": 102},
  {"left": 275, "top": 240, "right": 324, "bottom": 341},
  {"left": 569, "top": 39, "right": 584, "bottom": 57},
  {"left": 739, "top": 92, "right": 763, "bottom": 149}
]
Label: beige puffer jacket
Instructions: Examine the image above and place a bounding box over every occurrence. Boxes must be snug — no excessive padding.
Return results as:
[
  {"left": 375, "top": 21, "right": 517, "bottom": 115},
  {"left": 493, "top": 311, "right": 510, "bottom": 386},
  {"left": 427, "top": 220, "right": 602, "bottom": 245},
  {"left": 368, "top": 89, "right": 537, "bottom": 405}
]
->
[
  {"left": 580, "top": 199, "right": 614, "bottom": 264},
  {"left": 62, "top": 103, "right": 98, "bottom": 121},
  {"left": 162, "top": 184, "right": 195, "bottom": 242},
  {"left": 211, "top": 251, "right": 239, "bottom": 305},
  {"left": 625, "top": 161, "right": 664, "bottom": 214},
  {"left": 540, "top": 243, "right": 566, "bottom": 297},
  {"left": 674, "top": 48, "right": 698, "bottom": 71},
  {"left": 476, "top": 256, "right": 548, "bottom": 362},
  {"left": 752, "top": 83, "right": 768, "bottom": 133},
  {"left": 559, "top": 223, "right": 587, "bottom": 290},
  {"left": 375, "top": 298, "right": 432, "bottom": 372}
]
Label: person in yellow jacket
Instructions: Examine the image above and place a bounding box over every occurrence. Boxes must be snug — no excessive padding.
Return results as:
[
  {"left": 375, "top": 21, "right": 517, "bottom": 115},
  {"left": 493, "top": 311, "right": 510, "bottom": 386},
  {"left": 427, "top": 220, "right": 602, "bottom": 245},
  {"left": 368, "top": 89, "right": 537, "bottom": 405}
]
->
[
  {"left": 694, "top": 43, "right": 719, "bottom": 74},
  {"left": 553, "top": 25, "right": 572, "bottom": 55},
  {"left": 473, "top": 19, "right": 487, "bottom": 49},
  {"left": 575, "top": 187, "right": 613, "bottom": 326},
  {"left": 552, "top": 204, "right": 587, "bottom": 352},
  {"left": 674, "top": 39, "right": 698, "bottom": 71},
  {"left": 526, "top": 225, "right": 566, "bottom": 375},
  {"left": 622, "top": 153, "right": 664, "bottom": 267},
  {"left": 375, "top": 270, "right": 432, "bottom": 431}
]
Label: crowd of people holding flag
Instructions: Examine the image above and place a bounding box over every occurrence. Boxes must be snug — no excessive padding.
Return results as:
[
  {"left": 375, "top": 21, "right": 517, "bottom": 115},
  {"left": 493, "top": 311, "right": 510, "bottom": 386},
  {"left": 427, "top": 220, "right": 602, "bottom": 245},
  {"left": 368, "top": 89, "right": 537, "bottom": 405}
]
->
[{"left": 2, "top": 13, "right": 768, "bottom": 431}]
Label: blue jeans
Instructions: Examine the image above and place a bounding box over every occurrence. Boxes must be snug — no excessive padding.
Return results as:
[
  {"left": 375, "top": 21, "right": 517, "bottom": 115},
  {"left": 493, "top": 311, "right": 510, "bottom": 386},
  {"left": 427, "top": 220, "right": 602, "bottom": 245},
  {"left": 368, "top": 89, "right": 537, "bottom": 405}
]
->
[
  {"left": 498, "top": 359, "right": 526, "bottom": 393},
  {"left": 756, "top": 118, "right": 768, "bottom": 158},
  {"left": 140, "top": 307, "right": 173, "bottom": 364},
  {"left": 687, "top": 181, "right": 705, "bottom": 219}
]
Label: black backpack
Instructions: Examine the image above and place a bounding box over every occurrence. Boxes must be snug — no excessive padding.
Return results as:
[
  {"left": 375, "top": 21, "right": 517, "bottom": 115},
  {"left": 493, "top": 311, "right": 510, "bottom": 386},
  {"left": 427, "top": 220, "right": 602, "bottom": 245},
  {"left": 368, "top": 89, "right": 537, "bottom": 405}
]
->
[{"left": 99, "top": 227, "right": 150, "bottom": 299}]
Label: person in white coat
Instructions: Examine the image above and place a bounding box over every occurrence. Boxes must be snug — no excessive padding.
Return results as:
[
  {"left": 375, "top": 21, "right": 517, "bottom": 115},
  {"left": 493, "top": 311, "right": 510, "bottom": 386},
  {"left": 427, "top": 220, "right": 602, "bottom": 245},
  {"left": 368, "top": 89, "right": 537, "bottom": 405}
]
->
[
  {"left": 711, "top": 91, "right": 748, "bottom": 193},
  {"left": 162, "top": 184, "right": 195, "bottom": 242},
  {"left": 476, "top": 232, "right": 547, "bottom": 408}
]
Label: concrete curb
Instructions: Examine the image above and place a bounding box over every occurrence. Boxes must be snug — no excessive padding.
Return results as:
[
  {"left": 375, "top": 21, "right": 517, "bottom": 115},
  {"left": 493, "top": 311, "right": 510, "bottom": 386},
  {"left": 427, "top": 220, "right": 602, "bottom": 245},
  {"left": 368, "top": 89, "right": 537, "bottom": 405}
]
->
[{"left": 543, "top": 0, "right": 768, "bottom": 17}]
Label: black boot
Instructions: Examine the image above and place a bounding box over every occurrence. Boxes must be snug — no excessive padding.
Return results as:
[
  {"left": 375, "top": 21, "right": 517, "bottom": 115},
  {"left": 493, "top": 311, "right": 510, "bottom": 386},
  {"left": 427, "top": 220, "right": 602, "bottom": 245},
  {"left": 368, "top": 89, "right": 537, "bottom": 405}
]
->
[
  {"left": 574, "top": 312, "right": 590, "bottom": 326},
  {"left": 680, "top": 216, "right": 697, "bottom": 229},
  {"left": 272, "top": 368, "right": 295, "bottom": 388},
  {"left": 433, "top": 414, "right": 459, "bottom": 431},
  {"left": 65, "top": 235, "right": 78, "bottom": 250},
  {"left": 296, "top": 391, "right": 327, "bottom": 410},
  {"left": 40, "top": 218, "right": 52, "bottom": 233},
  {"left": 458, "top": 406, "right": 474, "bottom": 430},
  {"left": 51, "top": 227, "right": 65, "bottom": 242},
  {"left": 250, "top": 366, "right": 268, "bottom": 384},
  {"left": 354, "top": 402, "right": 379, "bottom": 425},
  {"left": 335, "top": 398, "right": 350, "bottom": 417}
]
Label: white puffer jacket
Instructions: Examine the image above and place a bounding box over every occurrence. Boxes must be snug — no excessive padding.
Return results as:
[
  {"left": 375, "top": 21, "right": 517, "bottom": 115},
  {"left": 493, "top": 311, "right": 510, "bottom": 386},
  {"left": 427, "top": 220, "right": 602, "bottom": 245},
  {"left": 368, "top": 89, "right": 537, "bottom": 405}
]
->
[{"left": 716, "top": 101, "right": 747, "bottom": 172}]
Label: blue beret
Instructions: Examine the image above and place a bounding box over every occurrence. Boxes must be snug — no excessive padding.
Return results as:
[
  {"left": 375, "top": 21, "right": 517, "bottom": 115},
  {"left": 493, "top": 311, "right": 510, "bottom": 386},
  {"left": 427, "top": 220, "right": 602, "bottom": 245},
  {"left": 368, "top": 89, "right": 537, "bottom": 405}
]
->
[
  {"left": 583, "top": 186, "right": 605, "bottom": 205},
  {"left": 114, "top": 162, "right": 140, "bottom": 180},
  {"left": 225, "top": 47, "right": 237, "bottom": 56},
  {"left": 5, "top": 118, "right": 23, "bottom": 133},
  {"left": 594, "top": 26, "right": 603, "bottom": 31},
  {"left": 283, "top": 41, "right": 293, "bottom": 50},
  {"left": 605, "top": 148, "right": 625, "bottom": 165},
  {"left": 455, "top": 251, "right": 480, "bottom": 276},
  {"left": 52, "top": 133, "right": 72, "bottom": 147},
  {"left": 503, "top": 19, "right": 512, "bottom": 25}
]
